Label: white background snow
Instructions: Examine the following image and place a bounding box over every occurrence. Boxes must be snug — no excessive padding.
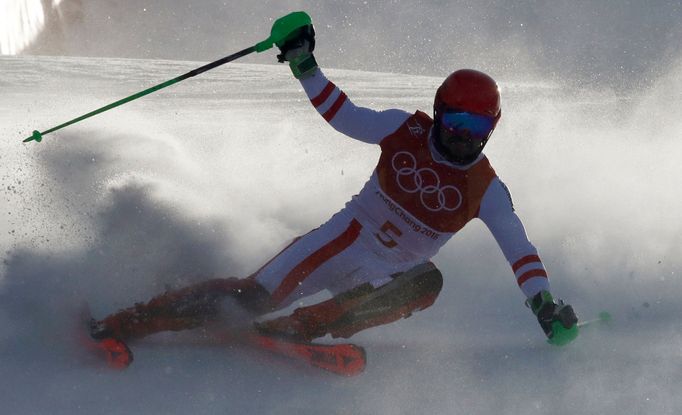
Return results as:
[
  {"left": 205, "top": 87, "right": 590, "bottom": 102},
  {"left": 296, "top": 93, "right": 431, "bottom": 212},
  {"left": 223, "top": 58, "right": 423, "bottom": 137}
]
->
[{"left": 2, "top": 1, "right": 682, "bottom": 414}]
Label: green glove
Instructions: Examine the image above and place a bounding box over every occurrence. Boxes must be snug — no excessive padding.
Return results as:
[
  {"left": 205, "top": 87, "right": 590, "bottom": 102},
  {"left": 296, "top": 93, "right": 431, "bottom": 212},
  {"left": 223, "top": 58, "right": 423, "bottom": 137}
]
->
[
  {"left": 276, "top": 24, "right": 318, "bottom": 79},
  {"left": 528, "top": 290, "right": 579, "bottom": 346}
]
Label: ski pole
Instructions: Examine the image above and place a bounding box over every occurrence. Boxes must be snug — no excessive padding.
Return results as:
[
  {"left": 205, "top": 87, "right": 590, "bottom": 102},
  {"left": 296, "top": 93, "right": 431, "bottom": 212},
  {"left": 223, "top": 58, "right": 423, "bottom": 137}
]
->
[
  {"left": 577, "top": 311, "right": 612, "bottom": 328},
  {"left": 23, "top": 11, "right": 312, "bottom": 143}
]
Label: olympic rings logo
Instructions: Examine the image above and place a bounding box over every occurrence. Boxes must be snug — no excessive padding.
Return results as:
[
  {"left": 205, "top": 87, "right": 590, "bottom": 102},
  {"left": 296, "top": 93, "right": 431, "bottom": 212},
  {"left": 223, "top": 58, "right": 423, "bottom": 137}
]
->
[{"left": 391, "top": 151, "right": 462, "bottom": 212}]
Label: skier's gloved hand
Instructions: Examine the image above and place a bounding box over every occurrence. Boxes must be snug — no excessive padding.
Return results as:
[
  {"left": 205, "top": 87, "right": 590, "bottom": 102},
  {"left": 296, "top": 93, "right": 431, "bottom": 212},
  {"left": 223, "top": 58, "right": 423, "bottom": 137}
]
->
[
  {"left": 528, "top": 290, "right": 578, "bottom": 346},
  {"left": 276, "top": 24, "right": 318, "bottom": 79}
]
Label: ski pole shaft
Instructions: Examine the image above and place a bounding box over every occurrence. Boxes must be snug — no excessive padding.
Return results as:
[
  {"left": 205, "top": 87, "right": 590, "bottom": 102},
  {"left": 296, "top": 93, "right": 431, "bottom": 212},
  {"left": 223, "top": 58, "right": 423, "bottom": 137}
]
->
[
  {"left": 577, "top": 318, "right": 600, "bottom": 328},
  {"left": 23, "top": 11, "right": 312, "bottom": 143},
  {"left": 577, "top": 311, "right": 612, "bottom": 328},
  {"left": 23, "top": 46, "right": 255, "bottom": 143}
]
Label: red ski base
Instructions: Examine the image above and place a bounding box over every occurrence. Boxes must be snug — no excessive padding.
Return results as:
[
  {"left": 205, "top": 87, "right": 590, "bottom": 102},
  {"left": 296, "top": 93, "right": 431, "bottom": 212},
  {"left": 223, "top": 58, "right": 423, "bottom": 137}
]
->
[
  {"left": 84, "top": 336, "right": 134, "bottom": 370},
  {"left": 77, "top": 305, "right": 133, "bottom": 370},
  {"left": 246, "top": 333, "right": 366, "bottom": 376}
]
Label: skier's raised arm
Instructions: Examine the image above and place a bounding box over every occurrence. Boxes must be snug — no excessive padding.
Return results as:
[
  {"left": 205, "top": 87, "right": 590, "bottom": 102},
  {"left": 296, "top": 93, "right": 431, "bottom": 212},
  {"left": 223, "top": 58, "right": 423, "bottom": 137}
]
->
[
  {"left": 478, "top": 178, "right": 578, "bottom": 345},
  {"left": 276, "top": 24, "right": 410, "bottom": 144}
]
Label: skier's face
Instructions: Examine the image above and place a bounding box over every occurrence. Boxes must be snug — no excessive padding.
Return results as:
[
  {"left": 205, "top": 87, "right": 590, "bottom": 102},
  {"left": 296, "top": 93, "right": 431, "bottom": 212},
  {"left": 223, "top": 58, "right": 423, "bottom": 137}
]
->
[{"left": 437, "top": 110, "right": 495, "bottom": 164}]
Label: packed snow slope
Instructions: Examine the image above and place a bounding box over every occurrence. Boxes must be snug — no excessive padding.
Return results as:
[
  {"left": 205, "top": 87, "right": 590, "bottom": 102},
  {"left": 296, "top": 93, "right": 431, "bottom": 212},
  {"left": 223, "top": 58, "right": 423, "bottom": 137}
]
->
[{"left": 1, "top": 55, "right": 682, "bottom": 414}]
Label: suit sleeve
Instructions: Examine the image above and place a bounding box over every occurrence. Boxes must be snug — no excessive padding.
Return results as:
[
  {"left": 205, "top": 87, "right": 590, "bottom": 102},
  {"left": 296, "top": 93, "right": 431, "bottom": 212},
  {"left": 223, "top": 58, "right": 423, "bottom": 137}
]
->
[
  {"left": 478, "top": 177, "right": 551, "bottom": 298},
  {"left": 299, "top": 68, "right": 411, "bottom": 145}
]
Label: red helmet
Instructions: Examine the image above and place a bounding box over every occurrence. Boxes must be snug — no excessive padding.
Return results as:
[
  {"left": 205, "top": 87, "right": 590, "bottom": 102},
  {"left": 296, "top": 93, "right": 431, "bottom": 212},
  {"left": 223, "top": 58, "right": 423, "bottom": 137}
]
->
[
  {"left": 432, "top": 69, "right": 501, "bottom": 165},
  {"left": 434, "top": 69, "right": 501, "bottom": 120}
]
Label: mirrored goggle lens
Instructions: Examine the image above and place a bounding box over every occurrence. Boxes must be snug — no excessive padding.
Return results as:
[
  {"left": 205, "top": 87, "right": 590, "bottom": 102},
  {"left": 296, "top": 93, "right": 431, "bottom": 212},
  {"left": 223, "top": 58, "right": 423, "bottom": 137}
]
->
[{"left": 441, "top": 111, "right": 494, "bottom": 140}]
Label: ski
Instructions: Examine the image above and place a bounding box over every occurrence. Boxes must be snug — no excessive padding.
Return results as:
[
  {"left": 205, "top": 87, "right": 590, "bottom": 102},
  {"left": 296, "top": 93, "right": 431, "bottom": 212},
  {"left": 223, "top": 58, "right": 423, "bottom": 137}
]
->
[
  {"left": 76, "top": 305, "right": 133, "bottom": 370},
  {"left": 76, "top": 307, "right": 365, "bottom": 375},
  {"left": 207, "top": 327, "right": 366, "bottom": 376},
  {"left": 243, "top": 332, "right": 366, "bottom": 376}
]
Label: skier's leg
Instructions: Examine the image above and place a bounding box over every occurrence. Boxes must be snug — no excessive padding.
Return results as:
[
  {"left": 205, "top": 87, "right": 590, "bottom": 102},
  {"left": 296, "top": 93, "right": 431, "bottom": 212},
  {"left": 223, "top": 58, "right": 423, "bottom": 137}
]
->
[
  {"left": 92, "top": 212, "right": 373, "bottom": 342},
  {"left": 252, "top": 216, "right": 364, "bottom": 308},
  {"left": 91, "top": 277, "right": 272, "bottom": 341},
  {"left": 91, "top": 213, "right": 361, "bottom": 341},
  {"left": 256, "top": 262, "right": 443, "bottom": 341}
]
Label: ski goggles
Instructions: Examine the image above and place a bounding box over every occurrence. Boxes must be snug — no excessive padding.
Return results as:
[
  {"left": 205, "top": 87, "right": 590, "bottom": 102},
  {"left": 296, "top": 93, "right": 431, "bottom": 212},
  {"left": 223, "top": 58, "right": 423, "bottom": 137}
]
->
[{"left": 440, "top": 111, "right": 495, "bottom": 144}]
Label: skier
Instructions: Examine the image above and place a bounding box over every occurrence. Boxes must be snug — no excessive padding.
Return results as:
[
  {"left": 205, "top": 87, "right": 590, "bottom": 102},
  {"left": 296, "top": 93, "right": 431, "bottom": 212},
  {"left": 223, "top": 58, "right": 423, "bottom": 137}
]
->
[{"left": 90, "top": 23, "right": 578, "bottom": 357}]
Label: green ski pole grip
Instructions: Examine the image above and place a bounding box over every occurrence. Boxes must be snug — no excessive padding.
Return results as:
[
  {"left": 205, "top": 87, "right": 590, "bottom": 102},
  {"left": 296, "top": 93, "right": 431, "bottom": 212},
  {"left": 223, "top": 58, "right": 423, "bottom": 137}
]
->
[{"left": 255, "top": 11, "right": 312, "bottom": 52}]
